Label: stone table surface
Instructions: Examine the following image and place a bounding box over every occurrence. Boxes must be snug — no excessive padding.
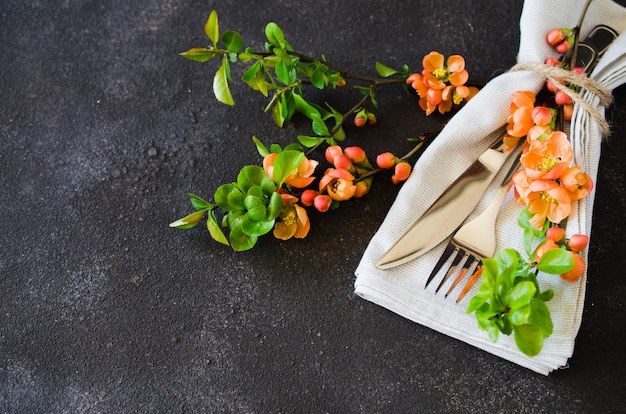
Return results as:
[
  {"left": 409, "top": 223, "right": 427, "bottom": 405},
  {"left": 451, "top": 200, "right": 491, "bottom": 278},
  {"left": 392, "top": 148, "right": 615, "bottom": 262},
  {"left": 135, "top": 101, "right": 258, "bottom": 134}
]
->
[{"left": 2, "top": 0, "right": 625, "bottom": 412}]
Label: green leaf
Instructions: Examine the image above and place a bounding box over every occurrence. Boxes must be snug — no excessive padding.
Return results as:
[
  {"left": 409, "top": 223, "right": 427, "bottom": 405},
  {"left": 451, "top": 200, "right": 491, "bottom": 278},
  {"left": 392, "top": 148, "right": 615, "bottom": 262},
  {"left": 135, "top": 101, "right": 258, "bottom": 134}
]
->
[
  {"left": 205, "top": 11, "right": 219, "bottom": 46},
  {"left": 207, "top": 210, "right": 229, "bottom": 245},
  {"left": 188, "top": 193, "right": 213, "bottom": 211},
  {"left": 266, "top": 191, "right": 283, "bottom": 220},
  {"left": 518, "top": 207, "right": 548, "bottom": 237},
  {"left": 272, "top": 99, "right": 285, "bottom": 127},
  {"left": 272, "top": 150, "right": 304, "bottom": 188},
  {"left": 284, "top": 143, "right": 304, "bottom": 152},
  {"left": 244, "top": 195, "right": 266, "bottom": 221},
  {"left": 537, "top": 248, "right": 574, "bottom": 274},
  {"left": 281, "top": 91, "right": 296, "bottom": 121},
  {"left": 529, "top": 297, "right": 553, "bottom": 337},
  {"left": 513, "top": 324, "right": 545, "bottom": 356},
  {"left": 229, "top": 224, "right": 259, "bottom": 251},
  {"left": 214, "top": 183, "right": 243, "bottom": 211},
  {"left": 375, "top": 61, "right": 400, "bottom": 77},
  {"left": 265, "top": 22, "right": 286, "bottom": 48},
  {"left": 214, "top": 58, "right": 234, "bottom": 105},
  {"left": 227, "top": 190, "right": 245, "bottom": 210},
  {"left": 311, "top": 115, "right": 330, "bottom": 136},
  {"left": 477, "top": 318, "right": 500, "bottom": 343},
  {"left": 496, "top": 313, "right": 513, "bottom": 335},
  {"left": 246, "top": 185, "right": 264, "bottom": 199},
  {"left": 241, "top": 216, "right": 275, "bottom": 236},
  {"left": 522, "top": 226, "right": 535, "bottom": 257},
  {"left": 508, "top": 281, "right": 537, "bottom": 309},
  {"left": 310, "top": 66, "right": 326, "bottom": 89},
  {"left": 293, "top": 94, "right": 321, "bottom": 120},
  {"left": 481, "top": 258, "right": 499, "bottom": 294},
  {"left": 333, "top": 125, "right": 346, "bottom": 141},
  {"left": 242, "top": 61, "right": 263, "bottom": 90},
  {"left": 252, "top": 136, "right": 269, "bottom": 157},
  {"left": 169, "top": 209, "right": 206, "bottom": 229},
  {"left": 539, "top": 289, "right": 554, "bottom": 302},
  {"left": 297, "top": 135, "right": 325, "bottom": 148},
  {"left": 467, "top": 294, "right": 488, "bottom": 314},
  {"left": 237, "top": 165, "right": 273, "bottom": 192},
  {"left": 276, "top": 60, "right": 293, "bottom": 85},
  {"left": 474, "top": 302, "right": 499, "bottom": 321},
  {"left": 222, "top": 30, "right": 243, "bottom": 53},
  {"left": 510, "top": 304, "right": 531, "bottom": 325},
  {"left": 180, "top": 48, "right": 216, "bottom": 63}
]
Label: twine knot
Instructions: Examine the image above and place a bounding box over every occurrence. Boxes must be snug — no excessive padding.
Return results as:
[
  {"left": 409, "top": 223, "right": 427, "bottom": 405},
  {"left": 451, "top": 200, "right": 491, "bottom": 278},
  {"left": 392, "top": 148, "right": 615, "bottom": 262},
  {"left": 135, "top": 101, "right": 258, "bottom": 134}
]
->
[{"left": 511, "top": 62, "right": 612, "bottom": 136}]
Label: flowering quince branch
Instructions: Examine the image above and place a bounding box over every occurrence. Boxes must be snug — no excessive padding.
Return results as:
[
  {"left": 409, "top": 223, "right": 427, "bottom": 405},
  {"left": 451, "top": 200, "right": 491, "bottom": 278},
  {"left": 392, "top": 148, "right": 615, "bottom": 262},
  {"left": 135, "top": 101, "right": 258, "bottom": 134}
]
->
[
  {"left": 169, "top": 10, "right": 478, "bottom": 251},
  {"left": 465, "top": 0, "right": 604, "bottom": 357}
]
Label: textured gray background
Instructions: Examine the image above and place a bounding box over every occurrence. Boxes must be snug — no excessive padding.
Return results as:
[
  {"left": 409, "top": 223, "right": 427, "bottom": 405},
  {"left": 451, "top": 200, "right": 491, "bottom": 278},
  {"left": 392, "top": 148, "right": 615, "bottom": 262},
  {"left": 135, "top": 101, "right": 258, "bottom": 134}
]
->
[{"left": 1, "top": 0, "right": 625, "bottom": 412}]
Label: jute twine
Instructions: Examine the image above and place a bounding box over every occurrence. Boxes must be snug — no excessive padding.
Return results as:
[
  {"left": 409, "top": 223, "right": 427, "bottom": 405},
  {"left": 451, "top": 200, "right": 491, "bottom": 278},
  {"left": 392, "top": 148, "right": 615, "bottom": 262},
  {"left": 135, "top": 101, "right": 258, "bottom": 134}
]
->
[{"left": 511, "top": 62, "right": 613, "bottom": 136}]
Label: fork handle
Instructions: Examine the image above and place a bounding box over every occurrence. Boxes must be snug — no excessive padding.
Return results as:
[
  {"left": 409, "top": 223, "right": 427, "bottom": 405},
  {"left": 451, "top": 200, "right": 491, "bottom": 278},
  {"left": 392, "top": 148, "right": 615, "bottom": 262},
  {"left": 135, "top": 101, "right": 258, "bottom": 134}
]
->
[{"left": 480, "top": 154, "right": 522, "bottom": 220}]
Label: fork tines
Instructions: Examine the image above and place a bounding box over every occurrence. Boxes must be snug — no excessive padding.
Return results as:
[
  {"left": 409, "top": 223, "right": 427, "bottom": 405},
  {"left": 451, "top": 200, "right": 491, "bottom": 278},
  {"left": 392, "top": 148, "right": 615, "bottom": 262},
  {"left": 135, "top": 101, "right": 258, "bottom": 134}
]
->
[{"left": 425, "top": 243, "right": 481, "bottom": 300}]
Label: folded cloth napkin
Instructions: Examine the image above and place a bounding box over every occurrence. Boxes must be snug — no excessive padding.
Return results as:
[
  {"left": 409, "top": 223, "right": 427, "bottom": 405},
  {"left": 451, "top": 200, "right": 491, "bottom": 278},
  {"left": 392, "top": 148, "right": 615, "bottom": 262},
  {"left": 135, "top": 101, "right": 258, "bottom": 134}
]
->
[{"left": 355, "top": 0, "right": 626, "bottom": 375}]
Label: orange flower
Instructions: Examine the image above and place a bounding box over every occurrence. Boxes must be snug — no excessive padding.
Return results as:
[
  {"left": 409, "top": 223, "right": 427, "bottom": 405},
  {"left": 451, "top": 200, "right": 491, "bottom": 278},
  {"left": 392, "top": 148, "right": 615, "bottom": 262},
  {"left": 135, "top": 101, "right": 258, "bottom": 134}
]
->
[
  {"left": 526, "top": 179, "right": 572, "bottom": 229},
  {"left": 318, "top": 168, "right": 357, "bottom": 201},
  {"left": 273, "top": 194, "right": 310, "bottom": 240},
  {"left": 560, "top": 166, "right": 594, "bottom": 201},
  {"left": 527, "top": 125, "right": 552, "bottom": 142},
  {"left": 520, "top": 131, "right": 573, "bottom": 181},
  {"left": 506, "top": 90, "right": 536, "bottom": 138},
  {"left": 406, "top": 52, "right": 471, "bottom": 115},
  {"left": 422, "top": 52, "right": 469, "bottom": 87},
  {"left": 512, "top": 168, "right": 534, "bottom": 206},
  {"left": 263, "top": 153, "right": 319, "bottom": 188}
]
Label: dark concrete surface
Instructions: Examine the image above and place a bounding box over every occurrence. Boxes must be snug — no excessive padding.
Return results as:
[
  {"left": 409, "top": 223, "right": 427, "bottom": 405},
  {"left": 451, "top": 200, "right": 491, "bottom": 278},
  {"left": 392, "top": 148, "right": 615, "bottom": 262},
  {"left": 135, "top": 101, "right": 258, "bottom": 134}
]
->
[{"left": 1, "top": 0, "right": 625, "bottom": 412}]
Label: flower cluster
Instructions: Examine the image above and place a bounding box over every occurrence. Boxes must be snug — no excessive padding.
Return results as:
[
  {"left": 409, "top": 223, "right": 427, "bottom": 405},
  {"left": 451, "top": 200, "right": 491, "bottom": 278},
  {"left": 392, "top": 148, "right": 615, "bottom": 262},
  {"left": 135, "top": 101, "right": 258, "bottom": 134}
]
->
[
  {"left": 535, "top": 228, "right": 589, "bottom": 283},
  {"left": 406, "top": 51, "right": 479, "bottom": 115},
  {"left": 544, "top": 26, "right": 590, "bottom": 120},
  {"left": 467, "top": 19, "right": 600, "bottom": 355},
  {"left": 513, "top": 128, "right": 593, "bottom": 230},
  {"left": 265, "top": 143, "right": 414, "bottom": 243}
]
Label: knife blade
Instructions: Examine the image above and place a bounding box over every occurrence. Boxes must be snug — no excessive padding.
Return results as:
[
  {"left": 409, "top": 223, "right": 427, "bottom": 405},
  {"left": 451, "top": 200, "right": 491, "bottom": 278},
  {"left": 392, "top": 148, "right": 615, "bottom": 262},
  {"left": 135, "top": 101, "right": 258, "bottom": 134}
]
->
[{"left": 376, "top": 133, "right": 513, "bottom": 270}]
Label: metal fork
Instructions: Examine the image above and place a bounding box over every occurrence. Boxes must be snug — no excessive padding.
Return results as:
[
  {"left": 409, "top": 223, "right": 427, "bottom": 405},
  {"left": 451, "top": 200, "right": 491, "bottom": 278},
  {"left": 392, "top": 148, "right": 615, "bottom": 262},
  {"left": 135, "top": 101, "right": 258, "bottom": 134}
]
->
[{"left": 424, "top": 152, "right": 522, "bottom": 302}]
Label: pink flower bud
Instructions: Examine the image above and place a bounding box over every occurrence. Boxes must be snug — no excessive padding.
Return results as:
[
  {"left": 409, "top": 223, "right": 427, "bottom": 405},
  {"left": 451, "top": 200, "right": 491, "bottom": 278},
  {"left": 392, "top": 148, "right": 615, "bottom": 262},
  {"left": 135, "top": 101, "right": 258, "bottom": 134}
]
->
[
  {"left": 547, "top": 28, "right": 566, "bottom": 46},
  {"left": 572, "top": 66, "right": 586, "bottom": 76},
  {"left": 556, "top": 40, "right": 571, "bottom": 54},
  {"left": 333, "top": 154, "right": 353, "bottom": 170},
  {"left": 535, "top": 239, "right": 560, "bottom": 262},
  {"left": 531, "top": 106, "right": 553, "bottom": 127},
  {"left": 354, "top": 114, "right": 367, "bottom": 128},
  {"left": 300, "top": 189, "right": 317, "bottom": 206},
  {"left": 367, "top": 112, "right": 377, "bottom": 126},
  {"left": 545, "top": 79, "right": 557, "bottom": 93},
  {"left": 354, "top": 180, "right": 370, "bottom": 198},
  {"left": 376, "top": 152, "right": 397, "bottom": 169},
  {"left": 560, "top": 252, "right": 586, "bottom": 283},
  {"left": 344, "top": 146, "right": 367, "bottom": 164},
  {"left": 568, "top": 234, "right": 589, "bottom": 252},
  {"left": 393, "top": 162, "right": 412, "bottom": 182},
  {"left": 313, "top": 195, "right": 332, "bottom": 212},
  {"left": 544, "top": 56, "right": 560, "bottom": 67},
  {"left": 555, "top": 90, "right": 572, "bottom": 105},
  {"left": 562, "top": 104, "right": 574, "bottom": 121},
  {"left": 546, "top": 227, "right": 566, "bottom": 243},
  {"left": 325, "top": 145, "right": 343, "bottom": 164}
]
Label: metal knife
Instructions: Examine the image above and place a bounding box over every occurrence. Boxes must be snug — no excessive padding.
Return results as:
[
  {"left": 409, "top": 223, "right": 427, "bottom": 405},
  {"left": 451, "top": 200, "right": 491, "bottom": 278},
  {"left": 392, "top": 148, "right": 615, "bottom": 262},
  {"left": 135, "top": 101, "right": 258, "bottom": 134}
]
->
[{"left": 376, "top": 134, "right": 514, "bottom": 270}]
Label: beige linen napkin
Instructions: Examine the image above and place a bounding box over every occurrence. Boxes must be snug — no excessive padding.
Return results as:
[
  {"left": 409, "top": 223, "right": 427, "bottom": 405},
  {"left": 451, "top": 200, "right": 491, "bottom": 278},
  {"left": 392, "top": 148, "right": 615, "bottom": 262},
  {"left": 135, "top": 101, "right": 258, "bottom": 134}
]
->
[{"left": 355, "top": 0, "right": 626, "bottom": 375}]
